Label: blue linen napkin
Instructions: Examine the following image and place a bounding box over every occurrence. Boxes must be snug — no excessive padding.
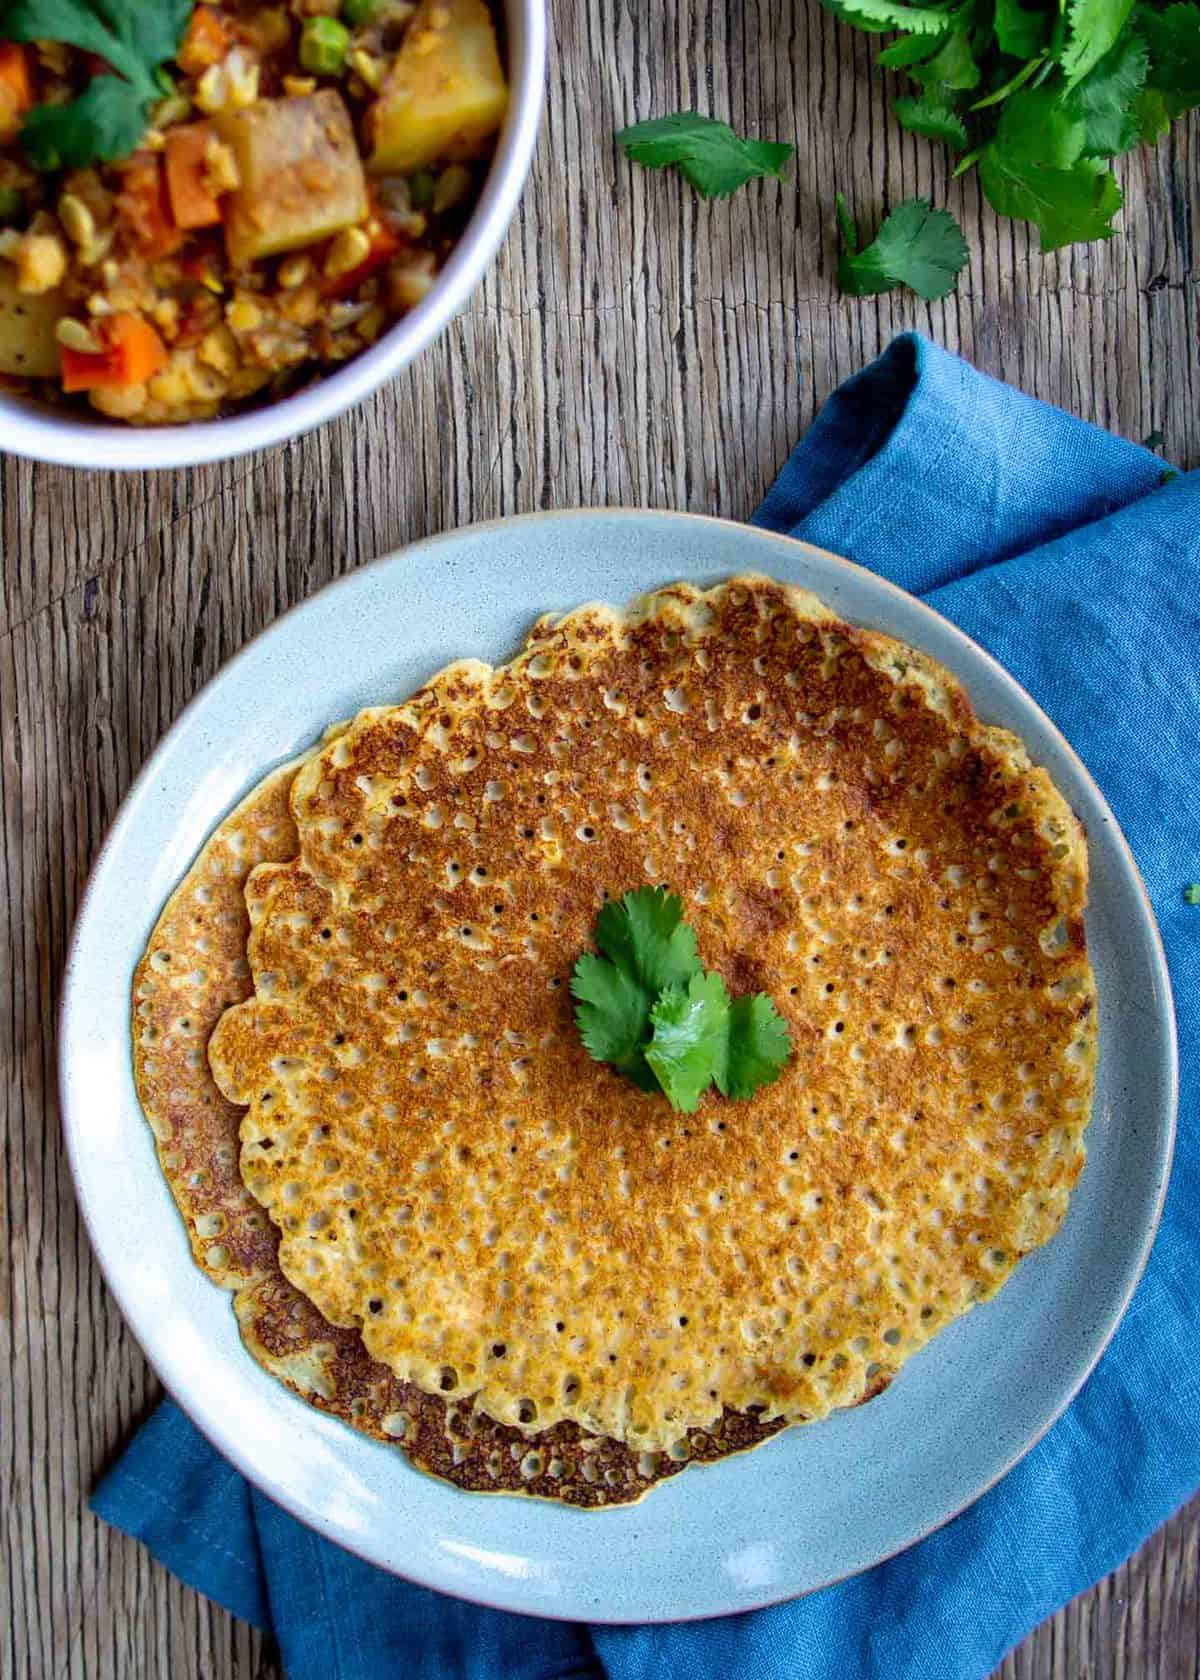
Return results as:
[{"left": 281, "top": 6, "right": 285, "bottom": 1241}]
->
[{"left": 93, "top": 334, "right": 1199, "bottom": 1680}]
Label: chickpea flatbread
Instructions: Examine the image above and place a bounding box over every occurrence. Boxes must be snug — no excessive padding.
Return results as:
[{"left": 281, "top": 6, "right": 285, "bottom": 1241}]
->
[{"left": 208, "top": 576, "right": 1097, "bottom": 1459}]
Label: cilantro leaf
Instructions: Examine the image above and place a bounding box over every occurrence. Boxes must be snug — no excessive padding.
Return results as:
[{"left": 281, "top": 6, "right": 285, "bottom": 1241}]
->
[
  {"left": 1133, "top": 85, "right": 1171, "bottom": 141},
  {"left": 20, "top": 74, "right": 149, "bottom": 170},
  {"left": 908, "top": 27, "right": 982, "bottom": 91},
  {"left": 979, "top": 142, "right": 1122, "bottom": 249},
  {"left": 820, "top": 0, "right": 954, "bottom": 33},
  {"left": 893, "top": 95, "right": 969, "bottom": 147},
  {"left": 594, "top": 886, "right": 702, "bottom": 996},
  {"left": 1184, "top": 883, "right": 1200, "bottom": 906},
  {"left": 645, "top": 972, "right": 731, "bottom": 1114},
  {"left": 1141, "top": 3, "right": 1200, "bottom": 114},
  {"left": 570, "top": 950, "right": 659, "bottom": 1091},
  {"left": 878, "top": 29, "right": 952, "bottom": 66},
  {"left": 835, "top": 189, "right": 859, "bottom": 255},
  {"left": 836, "top": 194, "right": 969, "bottom": 300},
  {"left": 646, "top": 973, "right": 794, "bottom": 1111},
  {"left": 2, "top": 0, "right": 193, "bottom": 170},
  {"left": 616, "top": 112, "right": 793, "bottom": 200},
  {"left": 993, "top": 0, "right": 1051, "bottom": 58},
  {"left": 1067, "top": 32, "right": 1149, "bottom": 155},
  {"left": 713, "top": 993, "right": 794, "bottom": 1101},
  {"left": 1060, "top": 0, "right": 1137, "bottom": 86},
  {"left": 990, "top": 86, "right": 1087, "bottom": 168},
  {"left": 977, "top": 84, "right": 1123, "bottom": 248},
  {"left": 116, "top": 0, "right": 195, "bottom": 76},
  {"left": 3, "top": 0, "right": 149, "bottom": 87},
  {"left": 571, "top": 887, "right": 702, "bottom": 1091}
]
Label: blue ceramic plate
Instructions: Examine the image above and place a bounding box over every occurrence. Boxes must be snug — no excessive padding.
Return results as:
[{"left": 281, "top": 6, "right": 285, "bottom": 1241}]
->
[{"left": 60, "top": 510, "right": 1177, "bottom": 1624}]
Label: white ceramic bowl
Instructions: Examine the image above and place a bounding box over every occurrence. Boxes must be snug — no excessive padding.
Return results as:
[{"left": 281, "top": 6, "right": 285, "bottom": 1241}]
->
[{"left": 0, "top": 1, "right": 545, "bottom": 472}]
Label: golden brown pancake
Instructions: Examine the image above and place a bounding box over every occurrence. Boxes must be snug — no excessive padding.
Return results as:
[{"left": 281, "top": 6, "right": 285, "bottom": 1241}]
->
[
  {"left": 209, "top": 576, "right": 1096, "bottom": 1455},
  {"left": 132, "top": 743, "right": 782, "bottom": 1505}
]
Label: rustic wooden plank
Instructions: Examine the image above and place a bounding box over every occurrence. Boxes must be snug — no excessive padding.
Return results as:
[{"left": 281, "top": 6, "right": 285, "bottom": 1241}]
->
[{"left": 1, "top": 0, "right": 1196, "bottom": 1675}]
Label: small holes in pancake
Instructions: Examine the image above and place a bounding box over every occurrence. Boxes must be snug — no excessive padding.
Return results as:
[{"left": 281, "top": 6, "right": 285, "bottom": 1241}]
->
[{"left": 1041, "top": 918, "right": 1069, "bottom": 955}]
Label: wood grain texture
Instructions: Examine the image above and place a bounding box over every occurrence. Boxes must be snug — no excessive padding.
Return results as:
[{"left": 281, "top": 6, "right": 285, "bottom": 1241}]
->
[{"left": 2, "top": 0, "right": 1196, "bottom": 1675}]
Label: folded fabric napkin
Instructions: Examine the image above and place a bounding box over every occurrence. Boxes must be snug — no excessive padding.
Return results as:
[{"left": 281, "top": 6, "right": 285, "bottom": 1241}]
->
[{"left": 93, "top": 334, "right": 1199, "bottom": 1680}]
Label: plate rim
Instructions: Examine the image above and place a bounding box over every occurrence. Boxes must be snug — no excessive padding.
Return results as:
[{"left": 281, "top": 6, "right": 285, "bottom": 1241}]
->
[{"left": 59, "top": 506, "right": 1179, "bottom": 1623}]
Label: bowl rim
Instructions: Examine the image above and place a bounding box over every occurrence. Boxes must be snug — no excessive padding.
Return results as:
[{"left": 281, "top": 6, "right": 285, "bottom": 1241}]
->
[
  {"left": 0, "top": 0, "right": 547, "bottom": 473},
  {"left": 58, "top": 507, "right": 1179, "bottom": 1623}
]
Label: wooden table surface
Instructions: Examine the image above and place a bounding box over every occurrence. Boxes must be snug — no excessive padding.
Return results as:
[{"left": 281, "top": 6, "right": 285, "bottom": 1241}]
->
[{"left": 3, "top": 3, "right": 1197, "bottom": 1676}]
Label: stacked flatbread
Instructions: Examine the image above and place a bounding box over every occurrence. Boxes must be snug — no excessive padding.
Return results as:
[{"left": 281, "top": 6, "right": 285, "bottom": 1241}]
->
[{"left": 133, "top": 575, "right": 1096, "bottom": 1505}]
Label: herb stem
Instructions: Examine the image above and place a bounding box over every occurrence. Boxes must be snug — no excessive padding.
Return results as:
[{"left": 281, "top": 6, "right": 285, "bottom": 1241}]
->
[{"left": 971, "top": 52, "right": 1046, "bottom": 110}]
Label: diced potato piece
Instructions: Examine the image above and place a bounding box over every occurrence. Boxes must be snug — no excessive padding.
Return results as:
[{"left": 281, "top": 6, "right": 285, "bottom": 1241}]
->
[
  {"left": 0, "top": 269, "right": 61, "bottom": 377},
  {"left": 216, "top": 91, "right": 369, "bottom": 268},
  {"left": 368, "top": 0, "right": 508, "bottom": 176}
]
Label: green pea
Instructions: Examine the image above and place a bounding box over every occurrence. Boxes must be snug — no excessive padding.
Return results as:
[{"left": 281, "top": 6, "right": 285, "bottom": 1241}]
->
[
  {"left": 342, "top": 0, "right": 381, "bottom": 25},
  {"left": 409, "top": 169, "right": 434, "bottom": 209},
  {"left": 299, "top": 15, "right": 351, "bottom": 74}
]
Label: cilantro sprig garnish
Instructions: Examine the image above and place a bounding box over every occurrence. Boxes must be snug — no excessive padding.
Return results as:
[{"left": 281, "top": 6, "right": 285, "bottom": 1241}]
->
[
  {"left": 819, "top": 0, "right": 1200, "bottom": 254},
  {"left": 572, "top": 886, "right": 700, "bottom": 1091},
  {"left": 615, "top": 112, "right": 794, "bottom": 200},
  {"left": 1, "top": 0, "right": 195, "bottom": 170},
  {"left": 571, "top": 886, "right": 793, "bottom": 1113},
  {"left": 836, "top": 192, "right": 970, "bottom": 301}
]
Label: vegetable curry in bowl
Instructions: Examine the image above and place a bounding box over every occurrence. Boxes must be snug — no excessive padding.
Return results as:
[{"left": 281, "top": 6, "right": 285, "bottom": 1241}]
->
[{"left": 0, "top": 0, "right": 508, "bottom": 423}]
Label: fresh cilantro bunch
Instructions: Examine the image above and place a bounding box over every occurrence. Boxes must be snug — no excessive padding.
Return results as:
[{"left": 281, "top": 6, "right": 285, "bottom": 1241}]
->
[
  {"left": 1, "top": 0, "right": 195, "bottom": 169},
  {"left": 571, "top": 886, "right": 793, "bottom": 1112},
  {"left": 819, "top": 0, "right": 1200, "bottom": 250}
]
